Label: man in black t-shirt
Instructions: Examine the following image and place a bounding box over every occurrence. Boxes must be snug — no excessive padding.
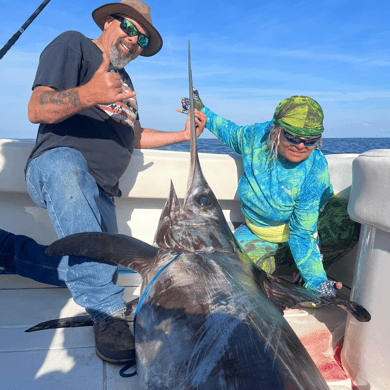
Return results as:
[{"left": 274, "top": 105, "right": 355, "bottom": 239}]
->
[{"left": 21, "top": 0, "right": 206, "bottom": 364}]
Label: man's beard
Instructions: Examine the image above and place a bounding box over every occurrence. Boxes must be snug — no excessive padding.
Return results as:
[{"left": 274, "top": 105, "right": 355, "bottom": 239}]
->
[{"left": 110, "top": 39, "right": 137, "bottom": 69}]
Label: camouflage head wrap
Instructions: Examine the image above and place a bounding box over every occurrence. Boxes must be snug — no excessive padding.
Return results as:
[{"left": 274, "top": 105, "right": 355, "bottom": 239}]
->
[{"left": 273, "top": 96, "right": 324, "bottom": 137}]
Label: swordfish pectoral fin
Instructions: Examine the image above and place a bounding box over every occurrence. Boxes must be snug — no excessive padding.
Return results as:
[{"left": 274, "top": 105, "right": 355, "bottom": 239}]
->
[
  {"left": 25, "top": 297, "right": 139, "bottom": 333},
  {"left": 25, "top": 315, "right": 93, "bottom": 332},
  {"left": 45, "top": 232, "right": 159, "bottom": 276},
  {"left": 251, "top": 264, "right": 371, "bottom": 322}
]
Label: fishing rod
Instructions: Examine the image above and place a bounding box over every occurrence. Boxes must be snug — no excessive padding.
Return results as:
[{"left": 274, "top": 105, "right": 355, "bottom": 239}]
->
[{"left": 0, "top": 0, "right": 52, "bottom": 61}]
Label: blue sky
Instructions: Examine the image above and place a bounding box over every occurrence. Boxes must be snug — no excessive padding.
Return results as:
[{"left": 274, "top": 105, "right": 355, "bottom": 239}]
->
[{"left": 1, "top": 0, "right": 389, "bottom": 139}]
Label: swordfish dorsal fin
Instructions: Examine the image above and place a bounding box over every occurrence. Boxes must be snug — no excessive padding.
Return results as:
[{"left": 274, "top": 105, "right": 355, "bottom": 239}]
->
[{"left": 45, "top": 232, "right": 159, "bottom": 277}]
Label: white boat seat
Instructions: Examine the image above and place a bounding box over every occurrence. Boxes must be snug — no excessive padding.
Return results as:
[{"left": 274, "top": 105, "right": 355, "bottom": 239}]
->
[{"left": 348, "top": 149, "right": 390, "bottom": 233}]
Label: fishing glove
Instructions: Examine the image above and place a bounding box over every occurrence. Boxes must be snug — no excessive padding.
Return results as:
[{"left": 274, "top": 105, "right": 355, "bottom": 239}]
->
[
  {"left": 316, "top": 280, "right": 337, "bottom": 297},
  {"left": 181, "top": 88, "right": 204, "bottom": 114}
]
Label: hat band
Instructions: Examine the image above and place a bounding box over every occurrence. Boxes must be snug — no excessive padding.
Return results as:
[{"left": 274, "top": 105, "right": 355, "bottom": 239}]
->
[{"left": 274, "top": 118, "right": 324, "bottom": 137}]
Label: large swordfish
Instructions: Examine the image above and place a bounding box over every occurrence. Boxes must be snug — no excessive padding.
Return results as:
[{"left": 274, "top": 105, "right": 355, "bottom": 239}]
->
[{"left": 27, "top": 44, "right": 370, "bottom": 389}]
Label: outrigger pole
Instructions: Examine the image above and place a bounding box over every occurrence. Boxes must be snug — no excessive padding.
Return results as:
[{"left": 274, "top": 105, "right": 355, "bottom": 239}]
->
[{"left": 0, "top": 0, "right": 52, "bottom": 60}]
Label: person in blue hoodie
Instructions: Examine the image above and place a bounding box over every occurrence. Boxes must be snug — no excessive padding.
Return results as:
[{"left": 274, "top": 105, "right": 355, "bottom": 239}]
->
[{"left": 180, "top": 92, "right": 360, "bottom": 297}]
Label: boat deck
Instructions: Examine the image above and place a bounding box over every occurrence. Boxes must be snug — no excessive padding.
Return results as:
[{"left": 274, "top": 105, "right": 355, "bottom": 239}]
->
[
  {"left": 0, "top": 272, "right": 143, "bottom": 389},
  {"left": 1, "top": 272, "right": 354, "bottom": 389}
]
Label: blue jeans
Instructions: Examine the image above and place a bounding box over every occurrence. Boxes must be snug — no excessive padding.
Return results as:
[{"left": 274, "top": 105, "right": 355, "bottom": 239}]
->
[
  {"left": 25, "top": 147, "right": 126, "bottom": 323},
  {"left": 0, "top": 231, "right": 66, "bottom": 287}
]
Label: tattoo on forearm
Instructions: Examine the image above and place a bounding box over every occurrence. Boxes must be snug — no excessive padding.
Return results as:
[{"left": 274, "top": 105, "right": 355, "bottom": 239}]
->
[{"left": 39, "top": 90, "right": 80, "bottom": 108}]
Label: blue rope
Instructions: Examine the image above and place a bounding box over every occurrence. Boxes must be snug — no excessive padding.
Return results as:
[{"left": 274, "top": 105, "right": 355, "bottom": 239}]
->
[
  {"left": 119, "top": 362, "right": 137, "bottom": 378},
  {"left": 133, "top": 252, "right": 182, "bottom": 335}
]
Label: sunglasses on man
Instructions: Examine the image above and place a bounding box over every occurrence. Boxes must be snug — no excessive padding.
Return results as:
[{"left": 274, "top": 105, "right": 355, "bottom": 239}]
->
[
  {"left": 282, "top": 129, "right": 321, "bottom": 147},
  {"left": 111, "top": 15, "right": 149, "bottom": 49}
]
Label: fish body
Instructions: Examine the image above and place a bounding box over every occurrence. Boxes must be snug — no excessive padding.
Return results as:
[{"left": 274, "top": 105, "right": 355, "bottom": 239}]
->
[
  {"left": 28, "top": 44, "right": 370, "bottom": 389},
  {"left": 42, "top": 201, "right": 331, "bottom": 389}
]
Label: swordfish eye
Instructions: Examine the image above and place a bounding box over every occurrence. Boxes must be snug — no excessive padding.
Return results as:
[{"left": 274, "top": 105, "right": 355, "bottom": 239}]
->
[{"left": 197, "top": 195, "right": 213, "bottom": 208}]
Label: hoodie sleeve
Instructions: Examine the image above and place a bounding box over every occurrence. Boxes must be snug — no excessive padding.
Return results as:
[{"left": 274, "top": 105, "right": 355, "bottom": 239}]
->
[
  {"left": 201, "top": 107, "right": 245, "bottom": 154},
  {"left": 288, "top": 156, "right": 333, "bottom": 290}
]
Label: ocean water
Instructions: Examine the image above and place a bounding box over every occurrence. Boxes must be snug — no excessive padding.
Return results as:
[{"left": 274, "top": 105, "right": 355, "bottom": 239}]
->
[{"left": 155, "top": 138, "right": 390, "bottom": 156}]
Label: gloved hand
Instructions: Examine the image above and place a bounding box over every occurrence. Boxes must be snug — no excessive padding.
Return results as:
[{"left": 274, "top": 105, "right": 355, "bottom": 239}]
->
[
  {"left": 180, "top": 88, "right": 204, "bottom": 114},
  {"left": 316, "top": 280, "right": 337, "bottom": 297}
]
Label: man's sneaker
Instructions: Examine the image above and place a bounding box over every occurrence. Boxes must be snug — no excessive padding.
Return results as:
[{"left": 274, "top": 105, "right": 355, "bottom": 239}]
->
[{"left": 93, "top": 308, "right": 135, "bottom": 364}]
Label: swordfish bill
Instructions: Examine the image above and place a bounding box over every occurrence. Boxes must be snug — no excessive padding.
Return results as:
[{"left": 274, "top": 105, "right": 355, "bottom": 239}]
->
[{"left": 185, "top": 40, "right": 201, "bottom": 206}]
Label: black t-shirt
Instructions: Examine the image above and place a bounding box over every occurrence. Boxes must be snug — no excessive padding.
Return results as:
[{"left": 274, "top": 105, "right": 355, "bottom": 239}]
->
[{"left": 26, "top": 31, "right": 138, "bottom": 197}]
